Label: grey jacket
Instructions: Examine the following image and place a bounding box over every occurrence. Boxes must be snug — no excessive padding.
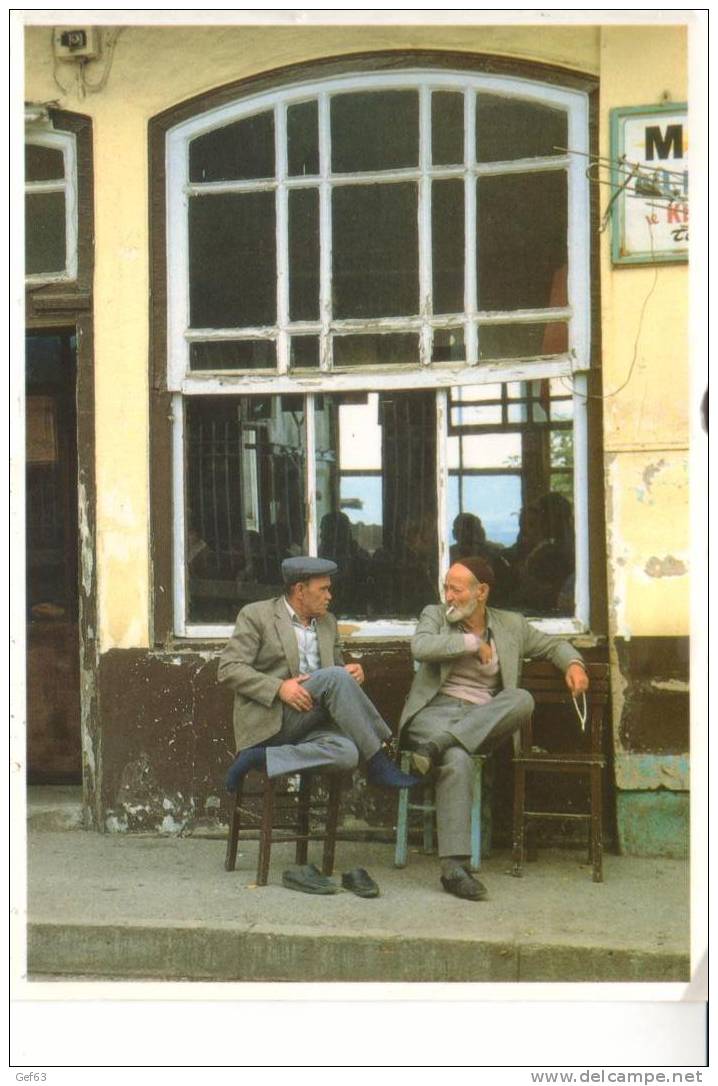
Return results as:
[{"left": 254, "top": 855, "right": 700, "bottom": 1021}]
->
[
  {"left": 218, "top": 596, "right": 344, "bottom": 751},
  {"left": 399, "top": 604, "right": 583, "bottom": 732}
]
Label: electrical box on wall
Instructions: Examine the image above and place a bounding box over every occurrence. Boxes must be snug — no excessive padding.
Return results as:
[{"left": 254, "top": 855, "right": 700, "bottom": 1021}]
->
[{"left": 53, "top": 28, "right": 100, "bottom": 61}]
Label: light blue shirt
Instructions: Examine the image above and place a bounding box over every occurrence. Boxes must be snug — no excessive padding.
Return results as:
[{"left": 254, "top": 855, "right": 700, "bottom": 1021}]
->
[{"left": 283, "top": 598, "right": 321, "bottom": 673}]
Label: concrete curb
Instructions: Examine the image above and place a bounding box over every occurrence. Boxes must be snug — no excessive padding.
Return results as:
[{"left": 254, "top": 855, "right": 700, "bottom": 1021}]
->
[{"left": 27, "top": 921, "right": 690, "bottom": 983}]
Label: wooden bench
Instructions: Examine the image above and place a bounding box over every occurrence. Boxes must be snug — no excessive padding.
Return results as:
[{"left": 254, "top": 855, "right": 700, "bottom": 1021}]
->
[{"left": 512, "top": 660, "right": 610, "bottom": 882}]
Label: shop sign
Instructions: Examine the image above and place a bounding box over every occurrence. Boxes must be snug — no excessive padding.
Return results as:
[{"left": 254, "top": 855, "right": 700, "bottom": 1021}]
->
[{"left": 610, "top": 103, "right": 688, "bottom": 265}]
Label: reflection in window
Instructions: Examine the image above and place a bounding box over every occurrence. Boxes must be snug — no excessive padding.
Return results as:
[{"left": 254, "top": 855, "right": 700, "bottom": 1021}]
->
[
  {"left": 25, "top": 134, "right": 74, "bottom": 280},
  {"left": 25, "top": 191, "right": 66, "bottom": 275},
  {"left": 330, "top": 91, "right": 419, "bottom": 172},
  {"left": 476, "top": 94, "right": 568, "bottom": 163},
  {"left": 448, "top": 381, "right": 574, "bottom": 616},
  {"left": 189, "top": 192, "right": 276, "bottom": 328},
  {"left": 332, "top": 183, "right": 419, "bottom": 318},
  {"left": 315, "top": 391, "right": 439, "bottom": 619},
  {"left": 477, "top": 172, "right": 567, "bottom": 311},
  {"left": 185, "top": 396, "right": 307, "bottom": 623},
  {"left": 189, "top": 111, "right": 275, "bottom": 182}
]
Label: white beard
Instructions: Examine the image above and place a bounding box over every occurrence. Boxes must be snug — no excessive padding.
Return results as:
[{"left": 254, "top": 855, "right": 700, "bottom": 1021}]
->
[{"left": 445, "top": 601, "right": 477, "bottom": 624}]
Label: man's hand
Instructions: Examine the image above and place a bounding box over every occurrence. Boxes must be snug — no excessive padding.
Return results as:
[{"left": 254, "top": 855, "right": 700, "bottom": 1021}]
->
[
  {"left": 344, "top": 662, "right": 365, "bottom": 685},
  {"left": 278, "top": 675, "right": 314, "bottom": 712},
  {"left": 565, "top": 663, "right": 589, "bottom": 696}
]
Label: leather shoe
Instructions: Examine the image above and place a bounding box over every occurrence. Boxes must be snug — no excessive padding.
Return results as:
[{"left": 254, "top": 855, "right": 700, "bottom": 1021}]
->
[
  {"left": 410, "top": 741, "right": 442, "bottom": 777},
  {"left": 282, "top": 863, "right": 339, "bottom": 895},
  {"left": 440, "top": 864, "right": 488, "bottom": 901},
  {"left": 366, "top": 748, "right": 421, "bottom": 790},
  {"left": 341, "top": 867, "right": 380, "bottom": 898}
]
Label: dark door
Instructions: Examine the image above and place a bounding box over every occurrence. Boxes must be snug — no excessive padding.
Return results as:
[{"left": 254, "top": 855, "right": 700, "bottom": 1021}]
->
[{"left": 26, "top": 330, "right": 81, "bottom": 782}]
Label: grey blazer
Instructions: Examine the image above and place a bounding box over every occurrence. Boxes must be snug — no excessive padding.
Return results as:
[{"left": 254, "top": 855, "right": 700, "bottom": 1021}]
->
[
  {"left": 218, "top": 596, "right": 345, "bottom": 751},
  {"left": 399, "top": 604, "right": 583, "bottom": 732}
]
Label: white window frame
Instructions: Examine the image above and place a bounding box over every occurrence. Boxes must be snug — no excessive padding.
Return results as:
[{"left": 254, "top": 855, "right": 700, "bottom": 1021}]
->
[
  {"left": 25, "top": 126, "right": 78, "bottom": 284},
  {"left": 166, "top": 70, "right": 592, "bottom": 641}
]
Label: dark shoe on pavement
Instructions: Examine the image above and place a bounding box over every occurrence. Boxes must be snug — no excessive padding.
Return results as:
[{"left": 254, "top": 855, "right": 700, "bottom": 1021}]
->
[
  {"left": 341, "top": 867, "right": 380, "bottom": 898},
  {"left": 366, "top": 748, "right": 421, "bottom": 790},
  {"left": 282, "top": 863, "right": 339, "bottom": 895},
  {"left": 440, "top": 864, "right": 488, "bottom": 901},
  {"left": 410, "top": 741, "right": 442, "bottom": 777},
  {"left": 224, "top": 745, "right": 267, "bottom": 792}
]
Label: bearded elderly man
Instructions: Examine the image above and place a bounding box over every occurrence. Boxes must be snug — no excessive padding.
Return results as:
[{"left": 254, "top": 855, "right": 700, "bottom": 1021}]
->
[{"left": 400, "top": 556, "right": 589, "bottom": 902}]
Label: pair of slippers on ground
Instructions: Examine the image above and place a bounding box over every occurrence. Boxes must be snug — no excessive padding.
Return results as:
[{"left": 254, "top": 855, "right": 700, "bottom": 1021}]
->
[{"left": 282, "top": 863, "right": 379, "bottom": 897}]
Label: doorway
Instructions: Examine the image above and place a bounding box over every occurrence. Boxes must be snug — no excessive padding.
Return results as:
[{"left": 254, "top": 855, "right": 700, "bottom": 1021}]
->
[{"left": 26, "top": 330, "right": 81, "bottom": 783}]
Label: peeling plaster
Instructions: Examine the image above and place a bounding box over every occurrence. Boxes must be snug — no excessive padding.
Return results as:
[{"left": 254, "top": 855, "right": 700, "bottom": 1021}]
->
[
  {"left": 644, "top": 555, "right": 687, "bottom": 578},
  {"left": 651, "top": 678, "right": 689, "bottom": 693},
  {"left": 78, "top": 480, "right": 93, "bottom": 597},
  {"left": 615, "top": 752, "right": 689, "bottom": 792},
  {"left": 640, "top": 458, "right": 666, "bottom": 496}
]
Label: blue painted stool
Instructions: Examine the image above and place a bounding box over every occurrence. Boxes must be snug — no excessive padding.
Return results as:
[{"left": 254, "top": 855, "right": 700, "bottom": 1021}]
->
[{"left": 394, "top": 751, "right": 490, "bottom": 871}]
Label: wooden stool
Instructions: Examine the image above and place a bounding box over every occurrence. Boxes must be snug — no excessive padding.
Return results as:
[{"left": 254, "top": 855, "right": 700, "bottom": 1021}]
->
[
  {"left": 224, "top": 768, "right": 348, "bottom": 886},
  {"left": 512, "top": 661, "right": 610, "bottom": 883},
  {"left": 394, "top": 751, "right": 490, "bottom": 871}
]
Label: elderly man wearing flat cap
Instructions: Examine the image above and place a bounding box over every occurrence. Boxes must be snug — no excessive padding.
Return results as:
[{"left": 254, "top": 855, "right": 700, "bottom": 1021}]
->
[
  {"left": 400, "top": 556, "right": 589, "bottom": 902},
  {"left": 220, "top": 556, "right": 419, "bottom": 799}
]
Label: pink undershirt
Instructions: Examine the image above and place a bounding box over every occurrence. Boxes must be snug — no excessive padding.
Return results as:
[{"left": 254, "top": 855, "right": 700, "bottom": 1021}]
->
[{"left": 439, "top": 631, "right": 501, "bottom": 706}]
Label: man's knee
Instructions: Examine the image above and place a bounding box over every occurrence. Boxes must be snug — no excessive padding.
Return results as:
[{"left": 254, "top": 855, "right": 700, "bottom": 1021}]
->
[
  {"left": 314, "top": 735, "right": 359, "bottom": 771},
  {"left": 509, "top": 688, "right": 535, "bottom": 717},
  {"left": 314, "top": 665, "right": 350, "bottom": 687},
  {"left": 439, "top": 744, "right": 474, "bottom": 782}
]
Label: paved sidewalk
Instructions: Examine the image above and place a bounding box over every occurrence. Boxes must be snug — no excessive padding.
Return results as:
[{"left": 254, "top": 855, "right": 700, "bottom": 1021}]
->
[{"left": 25, "top": 816, "right": 690, "bottom": 983}]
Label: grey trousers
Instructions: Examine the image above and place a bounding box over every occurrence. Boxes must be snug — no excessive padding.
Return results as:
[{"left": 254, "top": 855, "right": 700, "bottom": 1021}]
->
[
  {"left": 264, "top": 666, "right": 392, "bottom": 778},
  {"left": 404, "top": 689, "right": 535, "bottom": 857}
]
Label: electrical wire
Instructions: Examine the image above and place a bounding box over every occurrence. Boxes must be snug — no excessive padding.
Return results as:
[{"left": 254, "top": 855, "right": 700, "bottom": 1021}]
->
[{"left": 561, "top": 223, "right": 661, "bottom": 403}]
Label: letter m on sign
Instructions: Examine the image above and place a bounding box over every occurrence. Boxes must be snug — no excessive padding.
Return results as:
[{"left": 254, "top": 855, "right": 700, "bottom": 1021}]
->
[{"left": 645, "top": 124, "right": 683, "bottom": 160}]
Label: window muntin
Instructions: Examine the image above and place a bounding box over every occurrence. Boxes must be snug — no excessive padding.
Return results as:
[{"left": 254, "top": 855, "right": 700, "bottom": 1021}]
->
[
  {"left": 167, "top": 72, "right": 589, "bottom": 386},
  {"left": 25, "top": 129, "right": 77, "bottom": 283},
  {"left": 167, "top": 71, "right": 591, "bottom": 638}
]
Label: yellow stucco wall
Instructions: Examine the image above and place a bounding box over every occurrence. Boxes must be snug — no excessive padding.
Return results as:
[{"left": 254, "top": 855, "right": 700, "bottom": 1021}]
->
[
  {"left": 23, "top": 21, "right": 690, "bottom": 652},
  {"left": 598, "top": 26, "right": 689, "bottom": 639}
]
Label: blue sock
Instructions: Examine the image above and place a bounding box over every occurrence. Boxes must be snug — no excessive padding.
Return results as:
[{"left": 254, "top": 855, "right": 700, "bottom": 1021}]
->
[{"left": 225, "top": 746, "right": 267, "bottom": 792}]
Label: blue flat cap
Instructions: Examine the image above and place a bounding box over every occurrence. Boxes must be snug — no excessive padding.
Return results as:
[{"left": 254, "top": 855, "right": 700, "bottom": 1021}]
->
[{"left": 281, "top": 556, "right": 338, "bottom": 585}]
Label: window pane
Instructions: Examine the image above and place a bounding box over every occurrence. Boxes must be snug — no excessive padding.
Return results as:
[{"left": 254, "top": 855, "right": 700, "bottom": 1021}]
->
[
  {"left": 479, "top": 322, "right": 568, "bottom": 360},
  {"left": 448, "top": 383, "right": 575, "bottom": 616},
  {"left": 331, "top": 91, "right": 419, "bottom": 172},
  {"left": 189, "top": 341, "right": 276, "bottom": 371},
  {"left": 25, "top": 192, "right": 66, "bottom": 275},
  {"left": 26, "top": 144, "right": 64, "bottom": 181},
  {"left": 477, "top": 172, "right": 567, "bottom": 311},
  {"left": 432, "top": 92, "right": 464, "bottom": 165},
  {"left": 476, "top": 94, "right": 568, "bottom": 162},
  {"left": 290, "top": 336, "right": 320, "bottom": 369},
  {"left": 185, "top": 396, "right": 307, "bottom": 623},
  {"left": 288, "top": 188, "right": 320, "bottom": 321},
  {"left": 432, "top": 179, "right": 464, "bottom": 314},
  {"left": 189, "top": 111, "right": 274, "bottom": 182},
  {"left": 333, "top": 333, "right": 419, "bottom": 368},
  {"left": 315, "top": 391, "right": 438, "bottom": 619},
  {"left": 189, "top": 192, "right": 276, "bottom": 328},
  {"left": 432, "top": 328, "right": 465, "bottom": 362},
  {"left": 332, "top": 183, "right": 418, "bottom": 318},
  {"left": 287, "top": 100, "right": 319, "bottom": 176}
]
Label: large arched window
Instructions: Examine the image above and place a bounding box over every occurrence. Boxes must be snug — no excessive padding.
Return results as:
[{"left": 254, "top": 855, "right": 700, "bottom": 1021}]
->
[{"left": 161, "top": 68, "right": 593, "bottom": 638}]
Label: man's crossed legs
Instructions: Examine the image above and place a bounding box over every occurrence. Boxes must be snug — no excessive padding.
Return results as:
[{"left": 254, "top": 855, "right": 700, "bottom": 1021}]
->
[{"left": 225, "top": 666, "right": 420, "bottom": 792}]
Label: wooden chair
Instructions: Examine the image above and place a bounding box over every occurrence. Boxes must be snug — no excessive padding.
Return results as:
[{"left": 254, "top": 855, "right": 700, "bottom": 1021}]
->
[
  {"left": 224, "top": 768, "right": 349, "bottom": 886},
  {"left": 512, "top": 660, "right": 610, "bottom": 883},
  {"left": 394, "top": 751, "right": 491, "bottom": 871}
]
